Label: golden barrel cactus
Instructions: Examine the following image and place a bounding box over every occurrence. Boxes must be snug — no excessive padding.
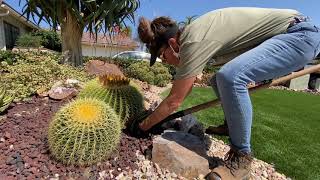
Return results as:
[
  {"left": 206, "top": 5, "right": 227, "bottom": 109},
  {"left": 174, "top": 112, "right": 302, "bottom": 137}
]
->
[
  {"left": 78, "top": 75, "right": 144, "bottom": 127},
  {"left": 48, "top": 98, "right": 121, "bottom": 166}
]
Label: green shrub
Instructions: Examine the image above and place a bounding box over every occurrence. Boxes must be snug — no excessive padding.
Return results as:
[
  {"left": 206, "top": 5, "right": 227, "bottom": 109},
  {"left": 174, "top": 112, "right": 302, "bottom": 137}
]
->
[
  {"left": 16, "top": 34, "right": 42, "bottom": 48},
  {"left": 203, "top": 64, "right": 220, "bottom": 74},
  {"left": 163, "top": 64, "right": 176, "bottom": 77},
  {"left": 32, "top": 30, "right": 62, "bottom": 52},
  {"left": 0, "top": 51, "right": 92, "bottom": 101},
  {"left": 48, "top": 98, "right": 121, "bottom": 166},
  {"left": 0, "top": 51, "right": 25, "bottom": 65},
  {"left": 127, "top": 61, "right": 172, "bottom": 87}
]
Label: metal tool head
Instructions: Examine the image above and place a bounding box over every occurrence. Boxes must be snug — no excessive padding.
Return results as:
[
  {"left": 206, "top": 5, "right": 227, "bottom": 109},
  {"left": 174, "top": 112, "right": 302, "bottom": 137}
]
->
[{"left": 127, "top": 110, "right": 167, "bottom": 138}]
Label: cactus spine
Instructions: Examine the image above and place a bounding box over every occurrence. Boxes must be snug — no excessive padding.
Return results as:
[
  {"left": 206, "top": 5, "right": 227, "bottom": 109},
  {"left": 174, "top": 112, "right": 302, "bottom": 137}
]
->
[
  {"left": 0, "top": 87, "right": 14, "bottom": 113},
  {"left": 78, "top": 75, "right": 144, "bottom": 127},
  {"left": 48, "top": 98, "right": 121, "bottom": 166}
]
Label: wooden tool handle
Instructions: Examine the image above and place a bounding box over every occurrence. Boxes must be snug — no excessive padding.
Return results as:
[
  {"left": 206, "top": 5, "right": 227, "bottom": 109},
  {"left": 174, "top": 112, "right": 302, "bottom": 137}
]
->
[{"left": 163, "top": 63, "right": 320, "bottom": 122}]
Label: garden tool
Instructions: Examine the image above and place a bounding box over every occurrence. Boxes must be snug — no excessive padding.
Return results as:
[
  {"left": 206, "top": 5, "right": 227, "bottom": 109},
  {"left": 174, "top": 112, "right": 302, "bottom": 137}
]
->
[{"left": 128, "top": 64, "right": 320, "bottom": 138}]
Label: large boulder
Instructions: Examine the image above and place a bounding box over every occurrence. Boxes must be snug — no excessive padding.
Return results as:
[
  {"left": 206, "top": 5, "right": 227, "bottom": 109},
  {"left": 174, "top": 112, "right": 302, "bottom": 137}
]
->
[
  {"left": 152, "top": 130, "right": 210, "bottom": 179},
  {"left": 85, "top": 60, "right": 124, "bottom": 76}
]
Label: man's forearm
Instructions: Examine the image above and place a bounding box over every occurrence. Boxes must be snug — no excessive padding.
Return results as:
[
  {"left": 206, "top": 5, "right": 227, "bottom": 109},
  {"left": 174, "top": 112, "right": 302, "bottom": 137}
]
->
[
  {"left": 139, "top": 76, "right": 196, "bottom": 131},
  {"left": 146, "top": 95, "right": 180, "bottom": 129}
]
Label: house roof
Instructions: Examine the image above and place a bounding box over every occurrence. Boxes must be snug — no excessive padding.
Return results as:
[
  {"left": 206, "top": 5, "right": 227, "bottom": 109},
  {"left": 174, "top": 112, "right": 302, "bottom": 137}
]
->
[
  {"left": 81, "top": 32, "right": 138, "bottom": 48},
  {"left": 1, "top": 1, "right": 41, "bottom": 30}
]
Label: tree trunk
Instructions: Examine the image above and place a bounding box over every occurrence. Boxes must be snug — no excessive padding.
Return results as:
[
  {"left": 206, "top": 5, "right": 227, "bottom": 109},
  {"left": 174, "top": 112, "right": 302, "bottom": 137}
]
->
[{"left": 60, "top": 9, "right": 84, "bottom": 67}]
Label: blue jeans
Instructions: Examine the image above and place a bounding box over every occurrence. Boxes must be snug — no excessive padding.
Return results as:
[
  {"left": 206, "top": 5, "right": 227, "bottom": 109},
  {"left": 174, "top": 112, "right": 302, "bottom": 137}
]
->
[{"left": 210, "top": 22, "right": 320, "bottom": 153}]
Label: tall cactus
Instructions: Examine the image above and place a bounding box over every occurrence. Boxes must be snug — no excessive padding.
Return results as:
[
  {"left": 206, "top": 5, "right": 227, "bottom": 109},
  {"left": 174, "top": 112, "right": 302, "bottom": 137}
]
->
[
  {"left": 48, "top": 98, "right": 121, "bottom": 166},
  {"left": 0, "top": 87, "right": 14, "bottom": 113},
  {"left": 78, "top": 75, "right": 144, "bottom": 127}
]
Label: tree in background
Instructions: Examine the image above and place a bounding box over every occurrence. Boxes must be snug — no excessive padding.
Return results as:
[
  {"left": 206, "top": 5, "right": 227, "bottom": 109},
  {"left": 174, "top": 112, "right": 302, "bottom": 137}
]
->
[
  {"left": 20, "top": 0, "right": 140, "bottom": 66},
  {"left": 178, "top": 15, "right": 197, "bottom": 28}
]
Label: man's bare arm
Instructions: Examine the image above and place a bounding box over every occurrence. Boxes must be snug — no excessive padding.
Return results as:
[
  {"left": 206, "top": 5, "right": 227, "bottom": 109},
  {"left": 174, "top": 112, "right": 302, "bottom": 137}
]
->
[{"left": 139, "top": 76, "right": 196, "bottom": 130}]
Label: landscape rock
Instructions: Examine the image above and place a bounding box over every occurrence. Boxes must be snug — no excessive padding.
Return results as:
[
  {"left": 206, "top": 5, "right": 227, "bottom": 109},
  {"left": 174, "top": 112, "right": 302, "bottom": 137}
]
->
[
  {"left": 51, "top": 81, "right": 64, "bottom": 89},
  {"left": 152, "top": 130, "right": 210, "bottom": 178},
  {"left": 48, "top": 87, "right": 78, "bottom": 100},
  {"left": 85, "top": 60, "right": 124, "bottom": 76},
  {"left": 178, "top": 114, "right": 197, "bottom": 132},
  {"left": 64, "top": 79, "right": 81, "bottom": 88},
  {"left": 175, "top": 114, "right": 205, "bottom": 138}
]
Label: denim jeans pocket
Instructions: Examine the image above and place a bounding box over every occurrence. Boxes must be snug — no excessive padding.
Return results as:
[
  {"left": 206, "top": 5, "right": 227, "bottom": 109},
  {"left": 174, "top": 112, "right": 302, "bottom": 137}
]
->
[{"left": 315, "top": 41, "right": 320, "bottom": 59}]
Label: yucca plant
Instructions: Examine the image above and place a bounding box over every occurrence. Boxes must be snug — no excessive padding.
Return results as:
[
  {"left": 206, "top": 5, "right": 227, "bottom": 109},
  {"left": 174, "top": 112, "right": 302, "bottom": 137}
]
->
[
  {"left": 0, "top": 87, "right": 14, "bottom": 113},
  {"left": 20, "top": 0, "right": 140, "bottom": 66},
  {"left": 78, "top": 74, "right": 144, "bottom": 127},
  {"left": 48, "top": 98, "right": 121, "bottom": 166}
]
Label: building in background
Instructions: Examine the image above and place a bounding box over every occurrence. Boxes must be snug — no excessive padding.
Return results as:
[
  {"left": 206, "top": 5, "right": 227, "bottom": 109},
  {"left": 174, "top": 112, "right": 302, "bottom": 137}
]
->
[
  {"left": 81, "top": 32, "right": 138, "bottom": 57},
  {"left": 0, "top": 1, "right": 40, "bottom": 50}
]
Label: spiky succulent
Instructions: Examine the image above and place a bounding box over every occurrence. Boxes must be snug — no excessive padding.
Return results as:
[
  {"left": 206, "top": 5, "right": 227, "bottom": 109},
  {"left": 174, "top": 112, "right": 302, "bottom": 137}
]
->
[
  {"left": 48, "top": 98, "right": 121, "bottom": 166},
  {"left": 78, "top": 75, "right": 144, "bottom": 127},
  {"left": 0, "top": 87, "right": 14, "bottom": 113}
]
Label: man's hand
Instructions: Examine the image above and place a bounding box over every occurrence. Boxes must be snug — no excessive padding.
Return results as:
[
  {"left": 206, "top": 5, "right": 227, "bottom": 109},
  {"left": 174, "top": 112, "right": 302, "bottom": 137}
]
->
[{"left": 137, "top": 76, "right": 196, "bottom": 132}]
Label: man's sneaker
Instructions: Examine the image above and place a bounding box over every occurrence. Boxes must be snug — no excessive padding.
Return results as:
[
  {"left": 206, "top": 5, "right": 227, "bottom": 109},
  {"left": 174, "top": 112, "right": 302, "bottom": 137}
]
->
[
  {"left": 205, "top": 121, "right": 229, "bottom": 136},
  {"left": 206, "top": 148, "right": 253, "bottom": 180}
]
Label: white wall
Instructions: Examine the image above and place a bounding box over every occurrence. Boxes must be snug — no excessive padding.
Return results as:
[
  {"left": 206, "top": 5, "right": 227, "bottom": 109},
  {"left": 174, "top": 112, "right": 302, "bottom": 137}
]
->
[
  {"left": 82, "top": 44, "right": 135, "bottom": 57},
  {"left": 3, "top": 14, "right": 31, "bottom": 34},
  {"left": 0, "top": 17, "right": 5, "bottom": 50}
]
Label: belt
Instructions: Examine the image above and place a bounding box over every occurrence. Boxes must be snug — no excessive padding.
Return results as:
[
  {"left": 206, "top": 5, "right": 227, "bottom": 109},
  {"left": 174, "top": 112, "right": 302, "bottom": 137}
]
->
[{"left": 288, "top": 16, "right": 308, "bottom": 28}]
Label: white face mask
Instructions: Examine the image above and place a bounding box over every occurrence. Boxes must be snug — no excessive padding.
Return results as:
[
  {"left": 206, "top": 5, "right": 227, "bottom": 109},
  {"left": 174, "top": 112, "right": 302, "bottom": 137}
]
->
[{"left": 169, "top": 44, "right": 180, "bottom": 60}]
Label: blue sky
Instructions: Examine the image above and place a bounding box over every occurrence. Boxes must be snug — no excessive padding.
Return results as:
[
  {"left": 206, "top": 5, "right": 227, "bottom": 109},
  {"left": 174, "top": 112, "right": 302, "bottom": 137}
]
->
[{"left": 4, "top": 0, "right": 320, "bottom": 36}]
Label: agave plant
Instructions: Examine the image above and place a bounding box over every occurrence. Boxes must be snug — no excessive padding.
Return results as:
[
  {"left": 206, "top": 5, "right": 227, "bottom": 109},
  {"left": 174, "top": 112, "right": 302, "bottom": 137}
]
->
[
  {"left": 0, "top": 87, "right": 14, "bottom": 113},
  {"left": 48, "top": 98, "right": 121, "bottom": 166}
]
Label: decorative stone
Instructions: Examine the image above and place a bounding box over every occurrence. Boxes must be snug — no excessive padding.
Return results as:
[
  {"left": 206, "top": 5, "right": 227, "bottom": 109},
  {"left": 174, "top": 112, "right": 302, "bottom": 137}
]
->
[
  {"left": 315, "top": 78, "right": 320, "bottom": 90},
  {"left": 152, "top": 130, "right": 210, "bottom": 179},
  {"left": 178, "top": 114, "right": 198, "bottom": 132},
  {"left": 65, "top": 79, "right": 81, "bottom": 88},
  {"left": 48, "top": 87, "right": 78, "bottom": 100},
  {"left": 4, "top": 132, "right": 11, "bottom": 139},
  {"left": 51, "top": 81, "right": 64, "bottom": 89},
  {"left": 288, "top": 74, "right": 310, "bottom": 90}
]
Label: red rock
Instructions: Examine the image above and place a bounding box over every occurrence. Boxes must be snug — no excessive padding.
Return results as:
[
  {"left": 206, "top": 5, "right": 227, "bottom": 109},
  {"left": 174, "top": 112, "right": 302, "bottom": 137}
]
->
[
  {"left": 85, "top": 60, "right": 124, "bottom": 76},
  {"left": 4, "top": 175, "right": 15, "bottom": 180},
  {"left": 8, "top": 138, "right": 16, "bottom": 143},
  {"left": 4, "top": 132, "right": 11, "bottom": 139},
  {"left": 30, "top": 167, "right": 38, "bottom": 174},
  {"left": 26, "top": 174, "right": 36, "bottom": 179}
]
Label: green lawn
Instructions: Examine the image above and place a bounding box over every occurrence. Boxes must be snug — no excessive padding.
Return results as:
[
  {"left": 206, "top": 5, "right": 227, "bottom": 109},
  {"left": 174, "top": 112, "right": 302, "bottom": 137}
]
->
[{"left": 161, "top": 88, "right": 320, "bottom": 180}]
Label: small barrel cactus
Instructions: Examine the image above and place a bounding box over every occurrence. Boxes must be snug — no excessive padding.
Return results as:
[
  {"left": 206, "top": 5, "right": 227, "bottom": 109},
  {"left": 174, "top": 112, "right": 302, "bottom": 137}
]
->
[
  {"left": 78, "top": 75, "right": 144, "bottom": 127},
  {"left": 0, "top": 87, "right": 14, "bottom": 113},
  {"left": 48, "top": 98, "right": 121, "bottom": 166}
]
